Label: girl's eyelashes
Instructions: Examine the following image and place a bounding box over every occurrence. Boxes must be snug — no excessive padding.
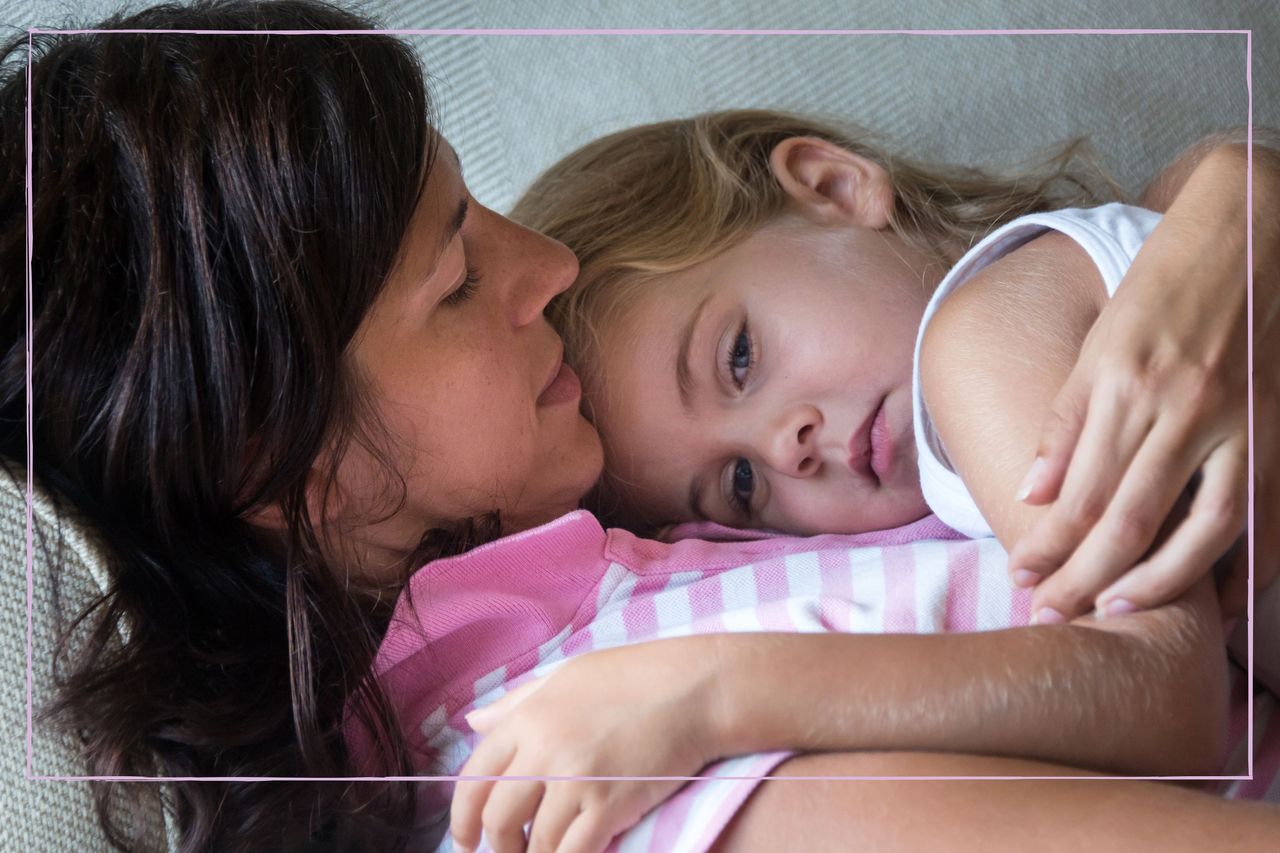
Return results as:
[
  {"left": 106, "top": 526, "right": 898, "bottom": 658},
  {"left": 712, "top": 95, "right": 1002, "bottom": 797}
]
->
[
  {"left": 725, "top": 318, "right": 753, "bottom": 390},
  {"left": 727, "top": 457, "right": 755, "bottom": 515},
  {"left": 442, "top": 265, "right": 482, "bottom": 306}
]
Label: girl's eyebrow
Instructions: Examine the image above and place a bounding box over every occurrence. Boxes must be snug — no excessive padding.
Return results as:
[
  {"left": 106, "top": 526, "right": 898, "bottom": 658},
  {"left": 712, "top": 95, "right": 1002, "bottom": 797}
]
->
[{"left": 675, "top": 292, "right": 714, "bottom": 413}]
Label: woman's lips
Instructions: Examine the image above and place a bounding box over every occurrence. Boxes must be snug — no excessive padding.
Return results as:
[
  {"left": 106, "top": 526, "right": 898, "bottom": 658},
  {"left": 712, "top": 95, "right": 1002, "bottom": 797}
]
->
[{"left": 537, "top": 355, "right": 582, "bottom": 406}]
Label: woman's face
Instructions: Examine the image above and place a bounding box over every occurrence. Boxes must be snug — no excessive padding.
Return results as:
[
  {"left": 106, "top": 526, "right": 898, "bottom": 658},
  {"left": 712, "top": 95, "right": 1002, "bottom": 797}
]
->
[{"left": 337, "top": 140, "right": 603, "bottom": 570}]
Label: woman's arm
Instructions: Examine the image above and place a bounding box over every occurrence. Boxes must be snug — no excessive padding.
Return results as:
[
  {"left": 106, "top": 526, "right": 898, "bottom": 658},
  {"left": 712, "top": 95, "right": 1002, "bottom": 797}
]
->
[
  {"left": 713, "top": 752, "right": 1280, "bottom": 853},
  {"left": 707, "top": 590, "right": 1224, "bottom": 777},
  {"left": 1011, "top": 132, "right": 1280, "bottom": 619}
]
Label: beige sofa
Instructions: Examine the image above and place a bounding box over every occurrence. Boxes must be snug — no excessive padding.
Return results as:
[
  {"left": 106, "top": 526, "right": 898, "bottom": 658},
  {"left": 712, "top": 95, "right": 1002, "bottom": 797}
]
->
[{"left": 0, "top": 469, "right": 173, "bottom": 850}]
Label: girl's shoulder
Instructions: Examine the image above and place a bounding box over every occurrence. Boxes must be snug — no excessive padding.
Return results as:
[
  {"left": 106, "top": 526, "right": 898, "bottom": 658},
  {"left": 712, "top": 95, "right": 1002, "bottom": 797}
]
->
[
  {"left": 916, "top": 207, "right": 1143, "bottom": 546},
  {"left": 919, "top": 220, "right": 1111, "bottom": 427},
  {"left": 919, "top": 203, "right": 1162, "bottom": 388},
  {"left": 926, "top": 204, "right": 1160, "bottom": 327}
]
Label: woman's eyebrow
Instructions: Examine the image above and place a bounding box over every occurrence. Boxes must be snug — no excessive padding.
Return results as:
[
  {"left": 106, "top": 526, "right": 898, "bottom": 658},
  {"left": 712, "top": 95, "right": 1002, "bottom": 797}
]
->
[
  {"left": 675, "top": 292, "right": 714, "bottom": 413},
  {"left": 437, "top": 195, "right": 469, "bottom": 257},
  {"left": 416, "top": 194, "right": 469, "bottom": 286},
  {"left": 430, "top": 142, "right": 469, "bottom": 260}
]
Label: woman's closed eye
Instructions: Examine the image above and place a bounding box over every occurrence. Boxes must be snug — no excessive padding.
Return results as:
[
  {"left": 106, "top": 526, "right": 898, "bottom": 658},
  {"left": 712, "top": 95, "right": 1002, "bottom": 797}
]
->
[
  {"left": 725, "top": 319, "right": 753, "bottom": 390},
  {"left": 442, "top": 265, "right": 482, "bottom": 306}
]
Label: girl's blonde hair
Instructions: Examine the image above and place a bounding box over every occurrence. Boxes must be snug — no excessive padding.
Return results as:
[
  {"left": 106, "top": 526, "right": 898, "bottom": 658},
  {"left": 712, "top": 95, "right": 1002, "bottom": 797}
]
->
[{"left": 511, "top": 109, "right": 1120, "bottom": 524}]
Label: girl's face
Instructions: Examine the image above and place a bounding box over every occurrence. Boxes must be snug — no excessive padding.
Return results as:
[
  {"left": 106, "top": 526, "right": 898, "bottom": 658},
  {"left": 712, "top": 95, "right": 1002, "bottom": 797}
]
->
[
  {"left": 590, "top": 214, "right": 942, "bottom": 536},
  {"left": 338, "top": 140, "right": 603, "bottom": 570}
]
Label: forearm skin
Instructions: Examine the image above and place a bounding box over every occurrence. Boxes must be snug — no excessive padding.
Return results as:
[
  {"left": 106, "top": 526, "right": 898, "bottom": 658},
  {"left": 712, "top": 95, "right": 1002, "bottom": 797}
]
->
[
  {"left": 712, "top": 579, "right": 1226, "bottom": 777},
  {"left": 711, "top": 752, "right": 1280, "bottom": 853}
]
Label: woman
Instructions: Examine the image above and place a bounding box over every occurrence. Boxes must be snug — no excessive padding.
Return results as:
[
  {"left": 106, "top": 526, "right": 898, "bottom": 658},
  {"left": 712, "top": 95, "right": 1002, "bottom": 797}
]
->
[
  {"left": 2, "top": 0, "right": 518, "bottom": 847},
  {"left": 0, "top": 1, "right": 1272, "bottom": 850}
]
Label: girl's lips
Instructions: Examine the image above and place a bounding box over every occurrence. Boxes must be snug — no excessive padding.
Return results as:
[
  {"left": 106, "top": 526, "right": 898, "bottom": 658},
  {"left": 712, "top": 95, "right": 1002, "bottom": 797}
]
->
[
  {"left": 538, "top": 358, "right": 581, "bottom": 406},
  {"left": 846, "top": 396, "right": 883, "bottom": 484},
  {"left": 869, "top": 398, "right": 893, "bottom": 482}
]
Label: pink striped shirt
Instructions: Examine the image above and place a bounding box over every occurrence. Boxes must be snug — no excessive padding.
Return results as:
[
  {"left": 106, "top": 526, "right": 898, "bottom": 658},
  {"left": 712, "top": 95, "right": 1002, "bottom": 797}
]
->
[{"left": 344, "top": 510, "right": 1278, "bottom": 851}]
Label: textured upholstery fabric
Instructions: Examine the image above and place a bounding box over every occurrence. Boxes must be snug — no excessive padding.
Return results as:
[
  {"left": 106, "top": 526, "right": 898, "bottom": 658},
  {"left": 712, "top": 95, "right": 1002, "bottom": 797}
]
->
[{"left": 0, "top": 468, "right": 173, "bottom": 850}]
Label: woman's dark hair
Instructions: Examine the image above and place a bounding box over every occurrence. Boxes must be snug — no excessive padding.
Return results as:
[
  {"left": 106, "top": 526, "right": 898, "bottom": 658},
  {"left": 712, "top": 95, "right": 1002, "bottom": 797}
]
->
[{"left": 0, "top": 1, "right": 488, "bottom": 848}]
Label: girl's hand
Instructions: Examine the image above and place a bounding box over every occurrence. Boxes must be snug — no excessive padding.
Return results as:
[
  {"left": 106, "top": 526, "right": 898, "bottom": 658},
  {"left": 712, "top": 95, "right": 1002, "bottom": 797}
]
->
[
  {"left": 449, "top": 637, "right": 725, "bottom": 853},
  {"left": 1008, "top": 142, "right": 1277, "bottom": 620}
]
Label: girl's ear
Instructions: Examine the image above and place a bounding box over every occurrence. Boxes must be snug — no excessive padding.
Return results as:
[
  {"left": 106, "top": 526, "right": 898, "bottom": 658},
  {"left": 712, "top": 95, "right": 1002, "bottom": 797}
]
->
[{"left": 768, "top": 136, "right": 893, "bottom": 229}]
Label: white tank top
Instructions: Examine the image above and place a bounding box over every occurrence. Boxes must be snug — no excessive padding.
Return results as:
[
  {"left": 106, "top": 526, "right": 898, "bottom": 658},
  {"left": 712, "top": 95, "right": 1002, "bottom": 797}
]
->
[{"left": 910, "top": 203, "right": 1162, "bottom": 538}]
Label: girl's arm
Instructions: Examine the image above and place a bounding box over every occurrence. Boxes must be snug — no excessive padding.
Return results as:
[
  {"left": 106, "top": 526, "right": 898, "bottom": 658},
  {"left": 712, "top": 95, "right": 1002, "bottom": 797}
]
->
[
  {"left": 915, "top": 226, "right": 1228, "bottom": 754},
  {"left": 1011, "top": 132, "right": 1280, "bottom": 619}
]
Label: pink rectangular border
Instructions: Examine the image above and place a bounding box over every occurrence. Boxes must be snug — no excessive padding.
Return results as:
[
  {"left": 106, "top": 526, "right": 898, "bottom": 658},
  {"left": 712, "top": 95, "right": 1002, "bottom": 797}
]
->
[{"left": 24, "top": 26, "right": 1254, "bottom": 783}]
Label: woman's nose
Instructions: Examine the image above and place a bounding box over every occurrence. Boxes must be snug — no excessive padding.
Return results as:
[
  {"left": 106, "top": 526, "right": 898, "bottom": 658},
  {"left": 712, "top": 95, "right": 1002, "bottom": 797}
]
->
[
  {"left": 762, "top": 405, "right": 822, "bottom": 478},
  {"left": 505, "top": 218, "right": 580, "bottom": 328}
]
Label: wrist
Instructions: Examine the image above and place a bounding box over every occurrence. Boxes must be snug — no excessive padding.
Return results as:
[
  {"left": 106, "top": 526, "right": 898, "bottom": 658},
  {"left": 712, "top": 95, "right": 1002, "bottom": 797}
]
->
[
  {"left": 703, "top": 632, "right": 748, "bottom": 759},
  {"left": 703, "top": 632, "right": 792, "bottom": 758}
]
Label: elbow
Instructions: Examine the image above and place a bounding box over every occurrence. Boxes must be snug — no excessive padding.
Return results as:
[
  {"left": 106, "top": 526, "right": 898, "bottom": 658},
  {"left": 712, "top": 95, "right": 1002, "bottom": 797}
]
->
[
  {"left": 1092, "top": 593, "right": 1229, "bottom": 777},
  {"left": 1179, "top": 647, "right": 1231, "bottom": 777},
  {"left": 1151, "top": 678, "right": 1228, "bottom": 777},
  {"left": 1136, "top": 619, "right": 1230, "bottom": 777}
]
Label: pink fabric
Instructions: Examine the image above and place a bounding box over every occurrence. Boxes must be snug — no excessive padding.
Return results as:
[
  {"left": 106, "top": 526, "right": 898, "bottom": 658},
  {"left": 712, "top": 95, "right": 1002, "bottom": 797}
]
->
[
  {"left": 882, "top": 545, "right": 917, "bottom": 633},
  {"left": 344, "top": 510, "right": 1280, "bottom": 852},
  {"left": 944, "top": 540, "right": 981, "bottom": 632}
]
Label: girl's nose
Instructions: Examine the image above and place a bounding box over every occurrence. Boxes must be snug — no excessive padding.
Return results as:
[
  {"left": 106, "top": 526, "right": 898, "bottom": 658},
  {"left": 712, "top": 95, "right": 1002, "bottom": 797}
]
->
[{"left": 763, "top": 404, "right": 822, "bottom": 478}]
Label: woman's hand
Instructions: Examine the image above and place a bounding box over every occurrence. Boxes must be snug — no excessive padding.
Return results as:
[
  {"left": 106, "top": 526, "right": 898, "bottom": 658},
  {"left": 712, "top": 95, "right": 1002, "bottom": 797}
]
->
[
  {"left": 1007, "top": 141, "right": 1279, "bottom": 620},
  {"left": 449, "top": 636, "right": 726, "bottom": 853}
]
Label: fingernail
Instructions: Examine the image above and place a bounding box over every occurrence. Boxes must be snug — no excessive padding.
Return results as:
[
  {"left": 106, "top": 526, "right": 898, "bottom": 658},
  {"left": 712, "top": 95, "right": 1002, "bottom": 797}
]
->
[
  {"left": 1097, "top": 598, "right": 1138, "bottom": 619},
  {"left": 1012, "top": 569, "right": 1042, "bottom": 589},
  {"left": 1015, "top": 457, "right": 1044, "bottom": 502},
  {"left": 1031, "top": 606, "right": 1065, "bottom": 626}
]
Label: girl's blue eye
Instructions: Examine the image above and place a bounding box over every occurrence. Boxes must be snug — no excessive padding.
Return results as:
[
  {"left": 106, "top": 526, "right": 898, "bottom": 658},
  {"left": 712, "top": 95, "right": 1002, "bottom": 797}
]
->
[
  {"left": 726, "top": 320, "right": 752, "bottom": 389},
  {"left": 730, "top": 457, "right": 754, "bottom": 513},
  {"left": 443, "top": 266, "right": 481, "bottom": 306}
]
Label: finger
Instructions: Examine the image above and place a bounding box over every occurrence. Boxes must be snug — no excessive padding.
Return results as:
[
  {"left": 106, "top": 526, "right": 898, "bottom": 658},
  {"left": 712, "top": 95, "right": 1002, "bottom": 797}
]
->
[
  {"left": 482, "top": 778, "right": 545, "bottom": 853},
  {"left": 524, "top": 785, "right": 582, "bottom": 853},
  {"left": 557, "top": 809, "right": 616, "bottom": 853},
  {"left": 1215, "top": 537, "right": 1249, "bottom": 619},
  {"left": 1019, "top": 368, "right": 1092, "bottom": 505},
  {"left": 452, "top": 739, "right": 518, "bottom": 852},
  {"left": 1010, "top": 391, "right": 1153, "bottom": 583},
  {"left": 468, "top": 678, "right": 548, "bottom": 734},
  {"left": 1095, "top": 440, "right": 1247, "bottom": 615},
  {"left": 1029, "top": 417, "right": 1201, "bottom": 620},
  {"left": 1214, "top": 436, "right": 1273, "bottom": 619},
  {"left": 1256, "top": 430, "right": 1280, "bottom": 597}
]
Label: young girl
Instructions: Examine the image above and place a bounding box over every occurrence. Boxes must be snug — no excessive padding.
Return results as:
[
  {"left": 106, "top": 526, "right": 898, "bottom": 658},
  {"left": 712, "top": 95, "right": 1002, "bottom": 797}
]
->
[
  {"left": 437, "top": 112, "right": 1272, "bottom": 851},
  {"left": 516, "top": 109, "right": 1255, "bottom": 622}
]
